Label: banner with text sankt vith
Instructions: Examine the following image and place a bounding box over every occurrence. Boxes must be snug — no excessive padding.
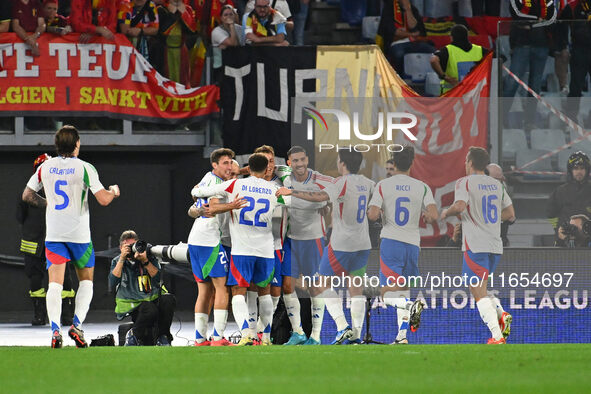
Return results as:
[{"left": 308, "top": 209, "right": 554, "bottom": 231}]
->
[{"left": 0, "top": 33, "right": 219, "bottom": 122}]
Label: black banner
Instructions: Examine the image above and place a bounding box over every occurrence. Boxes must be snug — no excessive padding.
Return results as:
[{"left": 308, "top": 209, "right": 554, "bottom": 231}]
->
[{"left": 220, "top": 46, "right": 317, "bottom": 158}]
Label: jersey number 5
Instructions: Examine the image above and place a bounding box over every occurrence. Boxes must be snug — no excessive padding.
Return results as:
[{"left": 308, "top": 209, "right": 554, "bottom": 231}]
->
[
  {"left": 239, "top": 197, "right": 270, "bottom": 227},
  {"left": 54, "top": 180, "right": 69, "bottom": 210}
]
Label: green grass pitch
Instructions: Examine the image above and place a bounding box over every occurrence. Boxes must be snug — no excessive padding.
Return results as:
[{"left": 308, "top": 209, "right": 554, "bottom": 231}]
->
[{"left": 1, "top": 345, "right": 590, "bottom": 393}]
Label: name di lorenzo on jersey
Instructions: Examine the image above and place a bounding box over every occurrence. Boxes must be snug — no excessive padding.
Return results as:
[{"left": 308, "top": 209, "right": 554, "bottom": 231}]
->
[{"left": 241, "top": 185, "right": 273, "bottom": 195}]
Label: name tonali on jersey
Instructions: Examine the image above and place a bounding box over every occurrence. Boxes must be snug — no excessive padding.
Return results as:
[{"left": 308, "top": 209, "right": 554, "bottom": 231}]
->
[{"left": 324, "top": 174, "right": 375, "bottom": 252}]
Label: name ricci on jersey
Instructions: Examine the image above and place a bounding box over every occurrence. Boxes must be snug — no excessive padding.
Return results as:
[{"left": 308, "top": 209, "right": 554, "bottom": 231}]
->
[{"left": 241, "top": 185, "right": 273, "bottom": 195}]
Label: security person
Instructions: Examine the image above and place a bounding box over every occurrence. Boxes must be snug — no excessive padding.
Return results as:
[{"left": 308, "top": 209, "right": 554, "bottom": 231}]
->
[
  {"left": 17, "top": 154, "right": 75, "bottom": 326},
  {"left": 430, "top": 24, "right": 489, "bottom": 94},
  {"left": 547, "top": 151, "right": 591, "bottom": 246}
]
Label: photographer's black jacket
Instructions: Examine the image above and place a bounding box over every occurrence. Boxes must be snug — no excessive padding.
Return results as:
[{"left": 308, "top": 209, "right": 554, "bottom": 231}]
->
[{"left": 547, "top": 180, "right": 591, "bottom": 229}]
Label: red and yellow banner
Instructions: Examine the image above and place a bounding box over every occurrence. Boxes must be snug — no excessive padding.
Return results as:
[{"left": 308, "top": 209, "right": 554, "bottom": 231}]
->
[{"left": 0, "top": 33, "right": 219, "bottom": 122}]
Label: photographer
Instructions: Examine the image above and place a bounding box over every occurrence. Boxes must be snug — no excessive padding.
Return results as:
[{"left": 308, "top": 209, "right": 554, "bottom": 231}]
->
[
  {"left": 547, "top": 151, "right": 591, "bottom": 246},
  {"left": 109, "top": 230, "right": 175, "bottom": 346},
  {"left": 557, "top": 214, "right": 591, "bottom": 248}
]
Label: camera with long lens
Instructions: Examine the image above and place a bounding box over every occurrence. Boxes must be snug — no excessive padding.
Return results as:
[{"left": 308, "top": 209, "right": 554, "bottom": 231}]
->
[
  {"left": 130, "top": 240, "right": 152, "bottom": 254},
  {"left": 561, "top": 222, "right": 580, "bottom": 238}
]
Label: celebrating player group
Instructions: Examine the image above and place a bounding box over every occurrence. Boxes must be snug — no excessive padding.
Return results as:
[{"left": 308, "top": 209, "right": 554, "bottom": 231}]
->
[{"left": 187, "top": 143, "right": 516, "bottom": 346}]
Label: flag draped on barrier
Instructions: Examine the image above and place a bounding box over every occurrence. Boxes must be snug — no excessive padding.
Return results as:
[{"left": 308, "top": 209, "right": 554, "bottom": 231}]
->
[
  {"left": 221, "top": 46, "right": 492, "bottom": 244},
  {"left": 0, "top": 33, "right": 219, "bottom": 123}
]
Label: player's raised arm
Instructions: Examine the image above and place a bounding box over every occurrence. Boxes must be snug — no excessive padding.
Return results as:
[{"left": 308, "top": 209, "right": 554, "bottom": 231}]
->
[
  {"left": 208, "top": 196, "right": 248, "bottom": 214},
  {"left": 94, "top": 185, "right": 120, "bottom": 206},
  {"left": 440, "top": 200, "right": 466, "bottom": 221},
  {"left": 191, "top": 179, "right": 234, "bottom": 200},
  {"left": 423, "top": 204, "right": 438, "bottom": 224},
  {"left": 276, "top": 187, "right": 329, "bottom": 202}
]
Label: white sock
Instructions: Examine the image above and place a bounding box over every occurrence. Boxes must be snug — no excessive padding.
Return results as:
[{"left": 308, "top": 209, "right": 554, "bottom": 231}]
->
[
  {"left": 310, "top": 296, "right": 325, "bottom": 341},
  {"left": 212, "top": 309, "right": 228, "bottom": 341},
  {"left": 231, "top": 295, "right": 249, "bottom": 336},
  {"left": 272, "top": 295, "right": 280, "bottom": 312},
  {"left": 489, "top": 295, "right": 505, "bottom": 319},
  {"left": 194, "top": 312, "right": 208, "bottom": 343},
  {"left": 350, "top": 296, "right": 366, "bottom": 340},
  {"left": 384, "top": 291, "right": 411, "bottom": 341},
  {"left": 477, "top": 298, "right": 503, "bottom": 340},
  {"left": 246, "top": 291, "right": 258, "bottom": 336},
  {"left": 321, "top": 289, "right": 348, "bottom": 331},
  {"left": 47, "top": 282, "right": 63, "bottom": 333},
  {"left": 73, "top": 280, "right": 93, "bottom": 329},
  {"left": 258, "top": 294, "right": 274, "bottom": 342},
  {"left": 283, "top": 292, "right": 304, "bottom": 335}
]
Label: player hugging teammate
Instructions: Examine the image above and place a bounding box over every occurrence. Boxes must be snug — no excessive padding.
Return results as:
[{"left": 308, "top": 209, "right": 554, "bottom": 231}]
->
[{"left": 186, "top": 144, "right": 516, "bottom": 346}]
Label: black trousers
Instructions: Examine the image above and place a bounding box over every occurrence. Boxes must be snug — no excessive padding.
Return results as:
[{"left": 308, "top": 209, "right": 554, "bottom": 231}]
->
[
  {"left": 24, "top": 253, "right": 74, "bottom": 293},
  {"left": 131, "top": 294, "right": 176, "bottom": 344},
  {"left": 568, "top": 46, "right": 591, "bottom": 119}
]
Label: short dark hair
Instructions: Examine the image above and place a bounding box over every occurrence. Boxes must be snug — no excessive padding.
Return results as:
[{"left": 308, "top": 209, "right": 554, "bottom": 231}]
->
[
  {"left": 287, "top": 145, "right": 306, "bottom": 157},
  {"left": 54, "top": 125, "right": 80, "bottom": 157},
  {"left": 386, "top": 159, "right": 394, "bottom": 165},
  {"left": 119, "top": 230, "right": 138, "bottom": 245},
  {"left": 254, "top": 145, "right": 275, "bottom": 156},
  {"left": 210, "top": 148, "right": 235, "bottom": 164},
  {"left": 392, "top": 145, "right": 414, "bottom": 171},
  {"left": 467, "top": 146, "right": 490, "bottom": 171},
  {"left": 338, "top": 150, "right": 363, "bottom": 174},
  {"left": 248, "top": 153, "right": 269, "bottom": 173}
]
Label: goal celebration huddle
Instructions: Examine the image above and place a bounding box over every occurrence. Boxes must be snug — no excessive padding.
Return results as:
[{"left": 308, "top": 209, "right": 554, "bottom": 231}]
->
[{"left": 185, "top": 142, "right": 516, "bottom": 346}]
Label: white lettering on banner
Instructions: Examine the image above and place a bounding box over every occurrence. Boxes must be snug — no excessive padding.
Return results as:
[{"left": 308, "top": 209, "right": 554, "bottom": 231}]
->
[
  {"left": 412, "top": 77, "right": 487, "bottom": 156},
  {"left": 131, "top": 52, "right": 151, "bottom": 83},
  {"left": 14, "top": 44, "right": 38, "bottom": 77},
  {"left": 77, "top": 43, "right": 102, "bottom": 78},
  {"left": 257, "top": 62, "right": 288, "bottom": 121},
  {"left": 49, "top": 43, "right": 77, "bottom": 77},
  {"left": 104, "top": 44, "right": 133, "bottom": 80},
  {"left": 225, "top": 64, "right": 251, "bottom": 121},
  {"left": 0, "top": 44, "right": 13, "bottom": 77},
  {"left": 294, "top": 68, "right": 327, "bottom": 122}
]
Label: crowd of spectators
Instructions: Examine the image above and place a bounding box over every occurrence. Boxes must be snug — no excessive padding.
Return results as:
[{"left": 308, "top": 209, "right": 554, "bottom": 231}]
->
[
  {"left": 1, "top": 0, "right": 591, "bottom": 99},
  {"left": 0, "top": 0, "right": 306, "bottom": 87}
]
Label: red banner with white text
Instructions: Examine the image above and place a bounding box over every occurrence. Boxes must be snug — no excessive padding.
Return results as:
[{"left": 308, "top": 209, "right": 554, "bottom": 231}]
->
[
  {"left": 399, "top": 53, "right": 492, "bottom": 245},
  {"left": 0, "top": 33, "right": 219, "bottom": 122}
]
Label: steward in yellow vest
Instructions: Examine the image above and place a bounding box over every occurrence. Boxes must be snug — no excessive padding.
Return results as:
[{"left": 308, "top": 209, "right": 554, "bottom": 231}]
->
[{"left": 430, "top": 24, "right": 489, "bottom": 94}]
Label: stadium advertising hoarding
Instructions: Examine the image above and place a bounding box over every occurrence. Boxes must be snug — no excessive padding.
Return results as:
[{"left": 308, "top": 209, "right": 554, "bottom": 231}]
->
[
  {"left": 318, "top": 248, "right": 590, "bottom": 344},
  {"left": 0, "top": 34, "right": 219, "bottom": 123}
]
